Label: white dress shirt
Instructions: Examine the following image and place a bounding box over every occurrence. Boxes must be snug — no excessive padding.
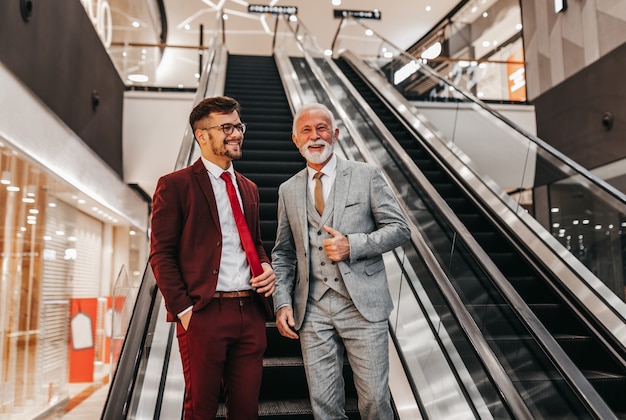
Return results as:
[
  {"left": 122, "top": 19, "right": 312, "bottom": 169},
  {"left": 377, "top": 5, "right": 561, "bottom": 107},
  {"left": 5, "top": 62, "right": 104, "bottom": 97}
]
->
[
  {"left": 306, "top": 153, "right": 337, "bottom": 204},
  {"left": 201, "top": 157, "right": 254, "bottom": 293}
]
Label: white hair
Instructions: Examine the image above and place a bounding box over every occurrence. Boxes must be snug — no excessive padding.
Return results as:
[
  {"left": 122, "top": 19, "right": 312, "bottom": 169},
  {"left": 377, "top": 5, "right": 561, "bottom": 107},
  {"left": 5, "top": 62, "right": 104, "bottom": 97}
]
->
[{"left": 292, "top": 102, "right": 337, "bottom": 134}]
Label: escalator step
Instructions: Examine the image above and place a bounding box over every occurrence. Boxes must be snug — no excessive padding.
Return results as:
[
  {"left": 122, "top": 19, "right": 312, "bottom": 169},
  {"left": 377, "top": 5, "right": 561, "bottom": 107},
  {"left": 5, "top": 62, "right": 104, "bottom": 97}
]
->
[
  {"left": 236, "top": 160, "right": 304, "bottom": 174},
  {"left": 217, "top": 398, "right": 360, "bottom": 419}
]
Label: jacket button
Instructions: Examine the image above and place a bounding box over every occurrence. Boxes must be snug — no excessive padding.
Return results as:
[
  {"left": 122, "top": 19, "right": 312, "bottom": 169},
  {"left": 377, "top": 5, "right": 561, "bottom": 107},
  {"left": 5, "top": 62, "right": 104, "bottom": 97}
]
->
[
  {"left": 323, "top": 277, "right": 328, "bottom": 282},
  {"left": 217, "top": 241, "right": 221, "bottom": 246},
  {"left": 212, "top": 269, "right": 218, "bottom": 274}
]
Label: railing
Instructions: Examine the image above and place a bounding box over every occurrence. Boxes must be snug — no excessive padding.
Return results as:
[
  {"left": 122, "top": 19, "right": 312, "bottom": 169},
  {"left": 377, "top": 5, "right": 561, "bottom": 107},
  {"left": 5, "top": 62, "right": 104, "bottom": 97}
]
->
[
  {"left": 109, "top": 265, "right": 138, "bottom": 379},
  {"left": 331, "top": 15, "right": 526, "bottom": 103}
]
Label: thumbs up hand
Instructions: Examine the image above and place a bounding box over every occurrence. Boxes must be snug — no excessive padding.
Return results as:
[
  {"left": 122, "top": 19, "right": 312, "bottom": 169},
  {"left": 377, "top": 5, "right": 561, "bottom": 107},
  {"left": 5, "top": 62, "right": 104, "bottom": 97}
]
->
[{"left": 322, "top": 225, "right": 350, "bottom": 261}]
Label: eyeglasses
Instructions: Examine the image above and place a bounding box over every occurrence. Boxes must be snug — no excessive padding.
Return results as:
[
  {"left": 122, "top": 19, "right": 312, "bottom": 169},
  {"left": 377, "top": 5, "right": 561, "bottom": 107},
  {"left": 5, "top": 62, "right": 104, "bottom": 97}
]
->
[{"left": 200, "top": 123, "right": 247, "bottom": 135}]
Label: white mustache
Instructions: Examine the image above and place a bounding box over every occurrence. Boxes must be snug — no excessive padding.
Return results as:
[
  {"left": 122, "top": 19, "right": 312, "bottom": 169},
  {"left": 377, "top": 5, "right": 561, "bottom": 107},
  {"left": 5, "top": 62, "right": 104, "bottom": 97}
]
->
[{"left": 305, "top": 140, "right": 327, "bottom": 149}]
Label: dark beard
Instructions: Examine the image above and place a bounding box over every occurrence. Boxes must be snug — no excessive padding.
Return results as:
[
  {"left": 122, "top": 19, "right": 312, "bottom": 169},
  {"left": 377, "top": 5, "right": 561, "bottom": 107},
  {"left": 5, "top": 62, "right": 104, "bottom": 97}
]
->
[
  {"left": 224, "top": 148, "right": 242, "bottom": 160},
  {"left": 208, "top": 133, "right": 242, "bottom": 160}
]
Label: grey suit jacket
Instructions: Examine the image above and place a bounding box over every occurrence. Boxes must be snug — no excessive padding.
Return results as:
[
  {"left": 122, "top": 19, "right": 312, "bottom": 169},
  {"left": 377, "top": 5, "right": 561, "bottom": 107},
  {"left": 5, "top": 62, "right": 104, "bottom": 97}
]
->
[{"left": 271, "top": 156, "right": 410, "bottom": 330}]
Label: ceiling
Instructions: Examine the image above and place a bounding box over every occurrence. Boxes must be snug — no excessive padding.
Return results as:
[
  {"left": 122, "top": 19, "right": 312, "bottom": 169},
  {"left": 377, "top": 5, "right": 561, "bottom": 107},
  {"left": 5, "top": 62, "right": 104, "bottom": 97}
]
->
[{"left": 108, "top": 0, "right": 463, "bottom": 88}]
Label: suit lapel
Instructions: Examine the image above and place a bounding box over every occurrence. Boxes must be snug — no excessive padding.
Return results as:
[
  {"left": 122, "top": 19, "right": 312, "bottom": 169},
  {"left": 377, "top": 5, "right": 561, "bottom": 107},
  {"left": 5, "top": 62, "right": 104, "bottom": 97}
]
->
[
  {"left": 293, "top": 170, "right": 309, "bottom": 246},
  {"left": 332, "top": 158, "right": 351, "bottom": 228},
  {"left": 192, "top": 158, "right": 220, "bottom": 226}
]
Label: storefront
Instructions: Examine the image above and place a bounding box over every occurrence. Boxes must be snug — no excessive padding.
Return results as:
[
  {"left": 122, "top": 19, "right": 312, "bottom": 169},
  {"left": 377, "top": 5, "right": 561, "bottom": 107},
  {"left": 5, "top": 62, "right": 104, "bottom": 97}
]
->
[{"left": 0, "top": 62, "right": 149, "bottom": 419}]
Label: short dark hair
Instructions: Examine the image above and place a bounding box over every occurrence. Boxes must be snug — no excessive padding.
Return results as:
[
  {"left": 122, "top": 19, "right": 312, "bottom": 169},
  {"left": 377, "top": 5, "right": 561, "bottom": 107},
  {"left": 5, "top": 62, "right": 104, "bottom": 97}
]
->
[{"left": 189, "top": 96, "right": 241, "bottom": 132}]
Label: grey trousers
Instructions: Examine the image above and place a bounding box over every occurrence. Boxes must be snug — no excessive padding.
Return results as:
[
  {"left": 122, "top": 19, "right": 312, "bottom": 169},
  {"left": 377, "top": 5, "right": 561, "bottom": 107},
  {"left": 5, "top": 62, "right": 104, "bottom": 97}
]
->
[{"left": 299, "top": 289, "right": 393, "bottom": 420}]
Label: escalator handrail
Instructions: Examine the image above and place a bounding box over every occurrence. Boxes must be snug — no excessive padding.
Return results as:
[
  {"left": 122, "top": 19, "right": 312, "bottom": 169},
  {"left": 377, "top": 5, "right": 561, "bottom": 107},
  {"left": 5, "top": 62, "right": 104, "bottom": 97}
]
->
[
  {"left": 333, "top": 15, "right": 626, "bottom": 207},
  {"left": 292, "top": 16, "right": 619, "bottom": 420}
]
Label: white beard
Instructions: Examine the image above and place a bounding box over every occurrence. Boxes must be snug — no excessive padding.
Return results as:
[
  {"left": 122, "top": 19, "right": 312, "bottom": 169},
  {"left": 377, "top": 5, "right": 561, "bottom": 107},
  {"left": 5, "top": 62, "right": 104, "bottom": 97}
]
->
[{"left": 299, "top": 139, "right": 334, "bottom": 165}]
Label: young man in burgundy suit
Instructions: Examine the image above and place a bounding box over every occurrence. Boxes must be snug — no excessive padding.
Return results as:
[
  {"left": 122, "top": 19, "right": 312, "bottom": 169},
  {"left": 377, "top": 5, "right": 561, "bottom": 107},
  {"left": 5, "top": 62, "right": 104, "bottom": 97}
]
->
[{"left": 149, "top": 96, "right": 275, "bottom": 419}]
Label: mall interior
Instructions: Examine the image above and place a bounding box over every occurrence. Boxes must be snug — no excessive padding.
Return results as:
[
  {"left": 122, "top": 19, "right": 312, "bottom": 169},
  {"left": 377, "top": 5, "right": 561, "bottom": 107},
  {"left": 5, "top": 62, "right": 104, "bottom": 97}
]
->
[{"left": 1, "top": 0, "right": 626, "bottom": 418}]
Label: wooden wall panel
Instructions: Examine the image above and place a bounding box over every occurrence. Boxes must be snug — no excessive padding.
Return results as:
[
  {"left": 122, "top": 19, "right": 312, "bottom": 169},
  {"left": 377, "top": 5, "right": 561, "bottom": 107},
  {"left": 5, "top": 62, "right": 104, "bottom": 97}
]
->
[
  {"left": 0, "top": 0, "right": 125, "bottom": 178},
  {"left": 532, "top": 42, "right": 626, "bottom": 171}
]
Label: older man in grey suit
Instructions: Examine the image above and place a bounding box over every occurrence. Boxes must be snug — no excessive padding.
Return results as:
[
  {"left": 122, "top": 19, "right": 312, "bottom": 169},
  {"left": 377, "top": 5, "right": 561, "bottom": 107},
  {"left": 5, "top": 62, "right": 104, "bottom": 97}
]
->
[{"left": 272, "top": 103, "right": 410, "bottom": 419}]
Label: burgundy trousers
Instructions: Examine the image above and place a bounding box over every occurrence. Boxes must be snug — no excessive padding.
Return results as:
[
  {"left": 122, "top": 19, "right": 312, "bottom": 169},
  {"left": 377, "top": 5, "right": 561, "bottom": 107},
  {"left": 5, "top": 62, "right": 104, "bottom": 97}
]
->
[{"left": 176, "top": 295, "right": 266, "bottom": 419}]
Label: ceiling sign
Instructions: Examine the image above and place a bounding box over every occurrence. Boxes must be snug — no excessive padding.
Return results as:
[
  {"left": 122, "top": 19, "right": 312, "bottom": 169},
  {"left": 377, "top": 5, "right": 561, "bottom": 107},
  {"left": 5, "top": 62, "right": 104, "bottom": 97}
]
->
[
  {"left": 248, "top": 5, "right": 298, "bottom": 15},
  {"left": 334, "top": 9, "right": 381, "bottom": 20}
]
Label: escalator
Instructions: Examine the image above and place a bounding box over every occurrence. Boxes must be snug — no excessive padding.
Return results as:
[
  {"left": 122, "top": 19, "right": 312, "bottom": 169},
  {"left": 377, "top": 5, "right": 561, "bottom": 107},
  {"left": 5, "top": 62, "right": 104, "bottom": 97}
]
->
[
  {"left": 331, "top": 55, "right": 626, "bottom": 417},
  {"left": 103, "top": 13, "right": 626, "bottom": 419}
]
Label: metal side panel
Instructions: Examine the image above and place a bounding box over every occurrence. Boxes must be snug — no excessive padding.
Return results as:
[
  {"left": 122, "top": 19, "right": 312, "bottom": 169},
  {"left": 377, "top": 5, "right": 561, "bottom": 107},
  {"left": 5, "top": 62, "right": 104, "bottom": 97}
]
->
[
  {"left": 131, "top": 299, "right": 176, "bottom": 419},
  {"left": 158, "top": 327, "right": 185, "bottom": 419}
]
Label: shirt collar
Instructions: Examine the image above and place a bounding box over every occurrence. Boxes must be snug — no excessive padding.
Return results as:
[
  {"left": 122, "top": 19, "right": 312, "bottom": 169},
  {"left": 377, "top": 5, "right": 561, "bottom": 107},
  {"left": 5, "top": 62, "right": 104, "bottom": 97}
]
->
[
  {"left": 201, "top": 156, "right": 234, "bottom": 180},
  {"left": 307, "top": 153, "right": 337, "bottom": 180}
]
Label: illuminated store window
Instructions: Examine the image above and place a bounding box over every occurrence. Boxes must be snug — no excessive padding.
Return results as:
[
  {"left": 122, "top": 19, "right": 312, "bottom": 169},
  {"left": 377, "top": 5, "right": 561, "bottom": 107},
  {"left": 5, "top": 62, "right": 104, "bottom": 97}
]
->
[{"left": 0, "top": 144, "right": 147, "bottom": 418}]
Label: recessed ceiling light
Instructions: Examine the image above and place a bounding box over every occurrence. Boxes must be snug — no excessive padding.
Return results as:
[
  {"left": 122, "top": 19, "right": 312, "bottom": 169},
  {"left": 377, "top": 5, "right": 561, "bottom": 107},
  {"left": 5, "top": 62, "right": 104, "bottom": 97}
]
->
[
  {"left": 128, "top": 74, "right": 149, "bottom": 83},
  {"left": 421, "top": 41, "right": 441, "bottom": 59}
]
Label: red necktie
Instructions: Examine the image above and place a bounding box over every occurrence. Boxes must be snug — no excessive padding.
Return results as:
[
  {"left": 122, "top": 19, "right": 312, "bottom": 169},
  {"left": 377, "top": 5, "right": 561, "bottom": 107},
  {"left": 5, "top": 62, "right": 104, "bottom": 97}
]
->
[{"left": 220, "top": 172, "right": 264, "bottom": 277}]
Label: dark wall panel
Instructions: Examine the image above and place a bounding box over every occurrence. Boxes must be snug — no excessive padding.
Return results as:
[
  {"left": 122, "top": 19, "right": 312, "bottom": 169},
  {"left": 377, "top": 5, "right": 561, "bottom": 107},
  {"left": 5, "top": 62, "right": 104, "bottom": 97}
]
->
[
  {"left": 532, "top": 41, "right": 626, "bottom": 171},
  {"left": 0, "top": 0, "right": 125, "bottom": 177}
]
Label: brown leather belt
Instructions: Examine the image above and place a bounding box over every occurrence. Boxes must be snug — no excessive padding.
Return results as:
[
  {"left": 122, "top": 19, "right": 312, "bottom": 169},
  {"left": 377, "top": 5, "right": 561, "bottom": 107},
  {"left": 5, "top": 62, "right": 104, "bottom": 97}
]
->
[{"left": 213, "top": 290, "right": 255, "bottom": 298}]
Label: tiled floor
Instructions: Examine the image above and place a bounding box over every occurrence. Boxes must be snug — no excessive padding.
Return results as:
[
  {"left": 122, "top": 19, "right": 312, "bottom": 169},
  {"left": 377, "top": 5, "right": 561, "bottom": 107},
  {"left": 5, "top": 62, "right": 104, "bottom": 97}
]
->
[
  {"left": 59, "top": 383, "right": 110, "bottom": 420},
  {"left": 27, "top": 368, "right": 111, "bottom": 420}
]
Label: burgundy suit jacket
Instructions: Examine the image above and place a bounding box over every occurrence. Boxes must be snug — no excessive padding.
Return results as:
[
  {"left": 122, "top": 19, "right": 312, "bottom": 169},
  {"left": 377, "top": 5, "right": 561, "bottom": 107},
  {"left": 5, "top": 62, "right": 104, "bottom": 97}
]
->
[{"left": 149, "top": 158, "right": 271, "bottom": 322}]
